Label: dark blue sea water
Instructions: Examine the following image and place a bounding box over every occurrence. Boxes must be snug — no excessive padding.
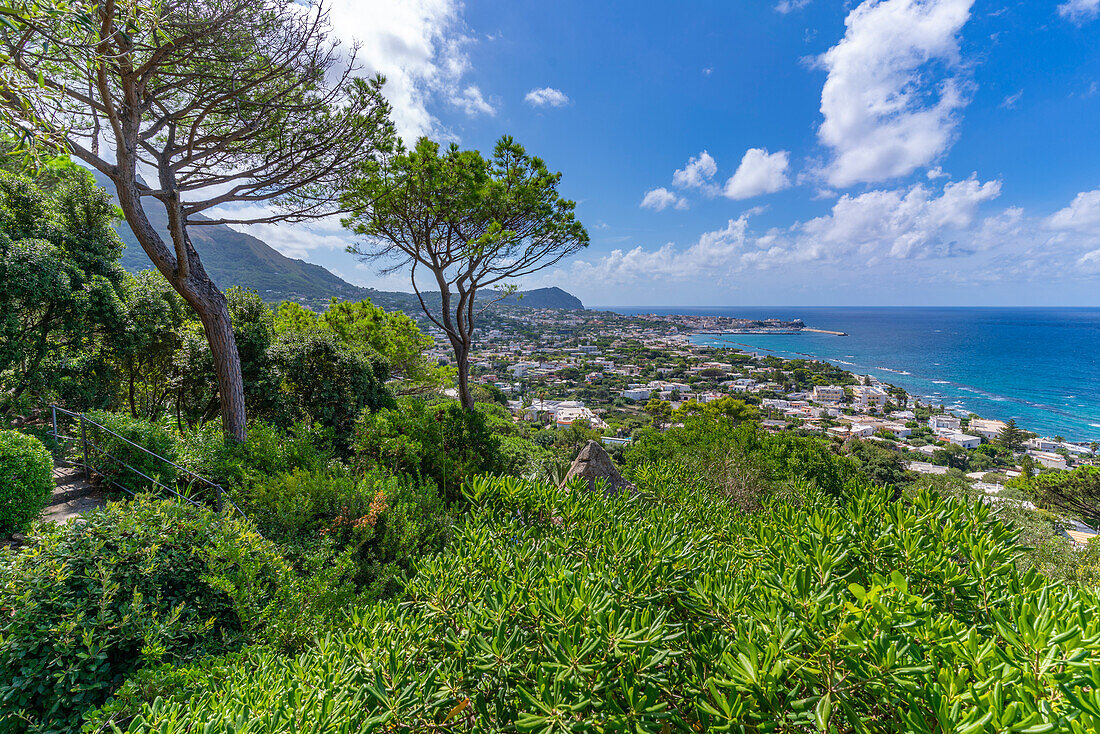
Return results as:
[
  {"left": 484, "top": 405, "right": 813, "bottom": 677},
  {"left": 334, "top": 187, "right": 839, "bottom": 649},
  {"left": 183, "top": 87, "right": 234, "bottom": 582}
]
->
[{"left": 607, "top": 307, "right": 1100, "bottom": 443}]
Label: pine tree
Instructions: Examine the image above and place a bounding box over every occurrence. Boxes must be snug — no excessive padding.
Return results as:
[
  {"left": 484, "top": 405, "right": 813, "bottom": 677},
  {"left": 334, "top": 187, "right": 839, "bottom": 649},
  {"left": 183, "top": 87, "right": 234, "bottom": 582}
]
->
[{"left": 998, "top": 419, "right": 1026, "bottom": 451}]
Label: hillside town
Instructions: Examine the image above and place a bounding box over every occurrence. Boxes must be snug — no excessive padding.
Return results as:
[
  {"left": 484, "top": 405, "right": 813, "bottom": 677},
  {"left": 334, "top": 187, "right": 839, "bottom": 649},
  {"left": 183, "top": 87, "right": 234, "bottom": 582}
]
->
[{"left": 427, "top": 305, "right": 1098, "bottom": 513}]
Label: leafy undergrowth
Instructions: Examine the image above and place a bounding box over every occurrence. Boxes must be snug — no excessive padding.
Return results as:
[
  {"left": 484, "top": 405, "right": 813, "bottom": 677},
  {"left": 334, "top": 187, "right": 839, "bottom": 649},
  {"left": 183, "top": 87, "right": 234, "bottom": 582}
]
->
[{"left": 97, "top": 465, "right": 1100, "bottom": 733}]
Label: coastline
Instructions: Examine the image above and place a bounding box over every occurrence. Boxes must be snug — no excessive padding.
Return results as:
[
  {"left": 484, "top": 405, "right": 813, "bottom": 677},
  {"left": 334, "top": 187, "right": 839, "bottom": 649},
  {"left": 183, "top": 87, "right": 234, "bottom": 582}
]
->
[
  {"left": 688, "top": 329, "right": 1098, "bottom": 445},
  {"left": 605, "top": 306, "right": 1100, "bottom": 444}
]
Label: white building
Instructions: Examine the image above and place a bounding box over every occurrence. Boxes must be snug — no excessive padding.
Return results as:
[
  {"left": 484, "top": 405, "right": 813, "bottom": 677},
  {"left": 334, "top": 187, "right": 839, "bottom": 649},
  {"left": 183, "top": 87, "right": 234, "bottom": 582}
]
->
[
  {"left": 945, "top": 433, "right": 981, "bottom": 449},
  {"left": 556, "top": 405, "right": 606, "bottom": 429},
  {"left": 929, "top": 415, "right": 962, "bottom": 434},
  {"left": 813, "top": 385, "right": 845, "bottom": 405},
  {"left": 1029, "top": 450, "right": 1068, "bottom": 470},
  {"left": 621, "top": 387, "right": 652, "bottom": 401},
  {"left": 510, "top": 362, "right": 538, "bottom": 377},
  {"left": 882, "top": 422, "right": 912, "bottom": 438},
  {"left": 852, "top": 385, "right": 889, "bottom": 411},
  {"left": 1027, "top": 437, "right": 1060, "bottom": 452},
  {"left": 968, "top": 418, "right": 1006, "bottom": 441},
  {"left": 849, "top": 423, "right": 877, "bottom": 438}
]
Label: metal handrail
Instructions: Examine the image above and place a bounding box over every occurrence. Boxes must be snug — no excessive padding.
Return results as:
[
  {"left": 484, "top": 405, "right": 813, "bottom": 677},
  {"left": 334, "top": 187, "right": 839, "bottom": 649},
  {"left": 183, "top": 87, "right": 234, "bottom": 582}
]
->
[{"left": 49, "top": 405, "right": 246, "bottom": 518}]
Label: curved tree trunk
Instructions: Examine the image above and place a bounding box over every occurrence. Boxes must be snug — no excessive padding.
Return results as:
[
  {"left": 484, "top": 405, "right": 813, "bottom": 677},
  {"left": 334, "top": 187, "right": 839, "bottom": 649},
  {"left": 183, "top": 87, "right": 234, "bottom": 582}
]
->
[
  {"left": 112, "top": 169, "right": 247, "bottom": 442},
  {"left": 454, "top": 340, "right": 473, "bottom": 410},
  {"left": 190, "top": 286, "right": 247, "bottom": 442}
]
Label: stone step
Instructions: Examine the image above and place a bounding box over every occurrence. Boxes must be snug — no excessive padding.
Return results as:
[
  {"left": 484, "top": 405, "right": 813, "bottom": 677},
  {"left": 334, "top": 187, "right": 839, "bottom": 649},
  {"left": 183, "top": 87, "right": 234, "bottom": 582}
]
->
[
  {"left": 48, "top": 464, "right": 100, "bottom": 515},
  {"left": 52, "top": 466, "right": 84, "bottom": 487},
  {"left": 50, "top": 482, "right": 94, "bottom": 506},
  {"left": 42, "top": 490, "right": 105, "bottom": 525}
]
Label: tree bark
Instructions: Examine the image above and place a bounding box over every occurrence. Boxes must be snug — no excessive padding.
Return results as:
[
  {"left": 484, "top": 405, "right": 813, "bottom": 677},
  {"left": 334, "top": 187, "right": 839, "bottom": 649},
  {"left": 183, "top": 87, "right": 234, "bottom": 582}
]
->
[
  {"left": 192, "top": 288, "right": 247, "bottom": 441},
  {"left": 454, "top": 340, "right": 473, "bottom": 410},
  {"left": 112, "top": 170, "right": 247, "bottom": 442}
]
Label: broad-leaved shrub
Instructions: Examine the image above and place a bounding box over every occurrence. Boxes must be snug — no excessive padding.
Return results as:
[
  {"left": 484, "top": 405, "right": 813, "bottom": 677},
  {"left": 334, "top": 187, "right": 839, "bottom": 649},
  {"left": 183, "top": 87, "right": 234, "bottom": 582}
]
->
[
  {"left": 96, "top": 469, "right": 1100, "bottom": 733},
  {"left": 0, "top": 430, "right": 53, "bottom": 531},
  {"left": 353, "top": 398, "right": 501, "bottom": 502},
  {"left": 0, "top": 497, "right": 285, "bottom": 733}
]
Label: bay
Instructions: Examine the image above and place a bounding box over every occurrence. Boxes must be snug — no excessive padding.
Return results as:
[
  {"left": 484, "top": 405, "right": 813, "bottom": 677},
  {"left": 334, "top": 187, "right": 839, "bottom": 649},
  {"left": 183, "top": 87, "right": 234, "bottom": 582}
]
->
[{"left": 607, "top": 307, "right": 1100, "bottom": 443}]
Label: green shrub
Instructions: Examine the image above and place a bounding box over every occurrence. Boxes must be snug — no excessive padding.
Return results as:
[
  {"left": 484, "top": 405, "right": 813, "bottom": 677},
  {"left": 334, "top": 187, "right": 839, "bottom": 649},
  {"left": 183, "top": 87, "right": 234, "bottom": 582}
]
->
[
  {"left": 497, "top": 434, "right": 549, "bottom": 476},
  {"left": 626, "top": 418, "right": 858, "bottom": 502},
  {"left": 353, "top": 398, "right": 502, "bottom": 502},
  {"left": 83, "top": 410, "right": 179, "bottom": 497},
  {"left": 270, "top": 330, "right": 395, "bottom": 451},
  {"left": 0, "top": 496, "right": 288, "bottom": 733},
  {"left": 241, "top": 467, "right": 451, "bottom": 596},
  {"left": 1022, "top": 465, "right": 1100, "bottom": 525},
  {"left": 176, "top": 420, "right": 332, "bottom": 492},
  {"left": 0, "top": 430, "right": 53, "bottom": 531},
  {"left": 97, "top": 473, "right": 1100, "bottom": 733}
]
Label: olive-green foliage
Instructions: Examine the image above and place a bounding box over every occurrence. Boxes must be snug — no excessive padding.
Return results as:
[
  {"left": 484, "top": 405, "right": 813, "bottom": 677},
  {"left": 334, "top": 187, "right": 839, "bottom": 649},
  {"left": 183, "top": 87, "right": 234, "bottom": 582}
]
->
[
  {"left": 1017, "top": 466, "right": 1100, "bottom": 525},
  {"left": 176, "top": 420, "right": 332, "bottom": 492},
  {"left": 0, "top": 171, "right": 125, "bottom": 416},
  {"left": 497, "top": 434, "right": 550, "bottom": 476},
  {"left": 353, "top": 398, "right": 502, "bottom": 503},
  {"left": 0, "top": 497, "right": 288, "bottom": 734},
  {"left": 842, "top": 437, "right": 909, "bottom": 490},
  {"left": 239, "top": 467, "right": 450, "bottom": 596},
  {"left": 907, "top": 474, "right": 1083, "bottom": 582},
  {"left": 274, "top": 298, "right": 444, "bottom": 390},
  {"left": 270, "top": 330, "right": 394, "bottom": 451},
  {"left": 82, "top": 410, "right": 180, "bottom": 497},
  {"left": 103, "top": 471, "right": 1100, "bottom": 733},
  {"left": 115, "top": 271, "right": 188, "bottom": 421},
  {"left": 626, "top": 418, "right": 859, "bottom": 502},
  {"left": 0, "top": 431, "right": 53, "bottom": 531}
]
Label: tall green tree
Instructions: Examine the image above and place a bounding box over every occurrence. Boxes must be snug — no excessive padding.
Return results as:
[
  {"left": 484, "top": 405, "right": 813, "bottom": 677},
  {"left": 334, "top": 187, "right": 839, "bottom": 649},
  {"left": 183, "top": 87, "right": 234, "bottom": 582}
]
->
[
  {"left": 274, "top": 299, "right": 444, "bottom": 391},
  {"left": 998, "top": 419, "right": 1027, "bottom": 451},
  {"left": 116, "top": 271, "right": 188, "bottom": 420},
  {"left": 342, "top": 137, "right": 588, "bottom": 409},
  {"left": 0, "top": 171, "right": 125, "bottom": 414},
  {"left": 2, "top": 0, "right": 394, "bottom": 440}
]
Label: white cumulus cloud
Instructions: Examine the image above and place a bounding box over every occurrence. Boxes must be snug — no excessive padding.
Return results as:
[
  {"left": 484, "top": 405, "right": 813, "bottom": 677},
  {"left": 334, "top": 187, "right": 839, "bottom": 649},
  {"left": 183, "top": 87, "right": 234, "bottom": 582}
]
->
[
  {"left": 723, "top": 148, "right": 792, "bottom": 200},
  {"left": 817, "top": 0, "right": 975, "bottom": 188},
  {"left": 796, "top": 174, "right": 1001, "bottom": 260},
  {"left": 640, "top": 187, "right": 688, "bottom": 211},
  {"left": 672, "top": 151, "right": 718, "bottom": 189},
  {"left": 449, "top": 85, "right": 496, "bottom": 116},
  {"left": 327, "top": 0, "right": 476, "bottom": 139},
  {"left": 1047, "top": 189, "right": 1100, "bottom": 233},
  {"left": 1058, "top": 0, "right": 1100, "bottom": 23},
  {"left": 572, "top": 176, "right": 1005, "bottom": 286},
  {"left": 524, "top": 87, "right": 571, "bottom": 107}
]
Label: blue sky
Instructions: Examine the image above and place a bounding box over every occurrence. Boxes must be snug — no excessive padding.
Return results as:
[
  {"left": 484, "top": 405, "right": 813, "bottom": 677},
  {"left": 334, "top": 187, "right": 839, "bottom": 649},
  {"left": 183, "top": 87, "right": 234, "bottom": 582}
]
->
[{"left": 235, "top": 0, "right": 1100, "bottom": 307}]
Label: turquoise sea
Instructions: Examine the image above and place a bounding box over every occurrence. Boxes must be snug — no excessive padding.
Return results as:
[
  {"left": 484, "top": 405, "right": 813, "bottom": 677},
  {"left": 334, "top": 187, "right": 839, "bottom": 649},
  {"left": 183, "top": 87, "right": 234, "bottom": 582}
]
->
[{"left": 607, "top": 307, "right": 1100, "bottom": 443}]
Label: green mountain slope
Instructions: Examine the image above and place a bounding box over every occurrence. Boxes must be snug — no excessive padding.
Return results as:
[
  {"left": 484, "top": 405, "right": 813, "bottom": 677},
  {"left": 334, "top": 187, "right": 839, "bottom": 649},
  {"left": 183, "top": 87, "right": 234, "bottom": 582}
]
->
[
  {"left": 499, "top": 287, "right": 584, "bottom": 309},
  {"left": 97, "top": 174, "right": 583, "bottom": 312}
]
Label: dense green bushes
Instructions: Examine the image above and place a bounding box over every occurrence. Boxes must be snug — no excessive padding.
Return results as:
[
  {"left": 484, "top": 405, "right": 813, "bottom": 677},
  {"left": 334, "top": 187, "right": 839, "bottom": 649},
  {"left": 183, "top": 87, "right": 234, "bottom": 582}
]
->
[
  {"left": 239, "top": 467, "right": 450, "bottom": 596},
  {"left": 0, "top": 498, "right": 287, "bottom": 733},
  {"left": 270, "top": 330, "right": 395, "bottom": 450},
  {"left": 1017, "top": 465, "right": 1100, "bottom": 524},
  {"left": 353, "top": 398, "right": 502, "bottom": 502},
  {"left": 0, "top": 430, "right": 53, "bottom": 531},
  {"left": 176, "top": 420, "right": 332, "bottom": 491},
  {"left": 96, "top": 471, "right": 1100, "bottom": 732},
  {"left": 83, "top": 411, "right": 179, "bottom": 496},
  {"left": 626, "top": 417, "right": 859, "bottom": 503}
]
